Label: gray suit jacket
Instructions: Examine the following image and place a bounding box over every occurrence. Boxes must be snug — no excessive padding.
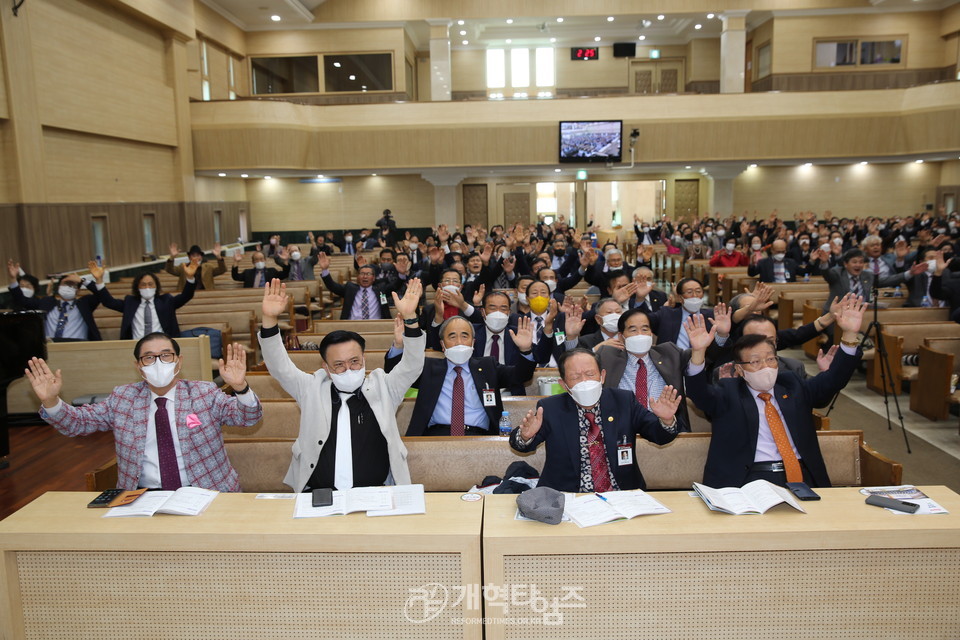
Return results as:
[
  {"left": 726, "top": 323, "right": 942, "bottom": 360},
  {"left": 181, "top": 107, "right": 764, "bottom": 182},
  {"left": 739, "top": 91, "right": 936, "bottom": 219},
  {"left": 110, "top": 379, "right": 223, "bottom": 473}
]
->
[
  {"left": 596, "top": 342, "right": 691, "bottom": 432},
  {"left": 818, "top": 264, "right": 906, "bottom": 312}
]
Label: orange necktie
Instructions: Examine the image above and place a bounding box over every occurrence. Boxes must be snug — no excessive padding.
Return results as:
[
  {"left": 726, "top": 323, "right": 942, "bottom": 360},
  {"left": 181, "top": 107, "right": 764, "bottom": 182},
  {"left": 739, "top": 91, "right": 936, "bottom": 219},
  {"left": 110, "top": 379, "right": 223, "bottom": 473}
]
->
[{"left": 757, "top": 392, "right": 803, "bottom": 483}]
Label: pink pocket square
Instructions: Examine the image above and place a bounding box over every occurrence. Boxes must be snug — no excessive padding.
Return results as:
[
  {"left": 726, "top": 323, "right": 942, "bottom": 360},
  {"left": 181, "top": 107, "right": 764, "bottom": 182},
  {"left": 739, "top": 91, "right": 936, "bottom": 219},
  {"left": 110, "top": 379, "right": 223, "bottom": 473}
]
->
[{"left": 186, "top": 414, "right": 202, "bottom": 429}]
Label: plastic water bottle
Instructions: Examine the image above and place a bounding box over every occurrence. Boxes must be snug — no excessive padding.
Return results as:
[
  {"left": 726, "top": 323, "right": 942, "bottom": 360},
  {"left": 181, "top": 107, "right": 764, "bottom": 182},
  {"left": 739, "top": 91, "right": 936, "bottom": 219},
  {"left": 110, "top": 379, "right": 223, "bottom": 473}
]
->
[
  {"left": 499, "top": 411, "right": 511, "bottom": 437},
  {"left": 803, "top": 273, "right": 810, "bottom": 283},
  {"left": 894, "top": 285, "right": 903, "bottom": 298}
]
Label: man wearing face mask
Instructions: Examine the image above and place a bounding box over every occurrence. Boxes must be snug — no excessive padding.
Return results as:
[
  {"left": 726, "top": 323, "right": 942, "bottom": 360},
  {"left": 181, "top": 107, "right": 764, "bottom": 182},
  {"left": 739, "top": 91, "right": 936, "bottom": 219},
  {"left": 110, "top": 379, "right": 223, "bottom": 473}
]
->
[
  {"left": 7, "top": 260, "right": 102, "bottom": 340},
  {"left": 748, "top": 239, "right": 798, "bottom": 283},
  {"left": 232, "top": 249, "right": 289, "bottom": 288},
  {"left": 510, "top": 349, "right": 681, "bottom": 492},
  {"left": 578, "top": 298, "right": 625, "bottom": 350},
  {"left": 318, "top": 252, "right": 402, "bottom": 321},
  {"left": 905, "top": 248, "right": 946, "bottom": 308},
  {"left": 386, "top": 315, "right": 536, "bottom": 436},
  {"left": 275, "top": 244, "right": 317, "bottom": 282},
  {"left": 594, "top": 308, "right": 695, "bottom": 432},
  {"left": 683, "top": 297, "right": 865, "bottom": 488},
  {"left": 260, "top": 279, "right": 425, "bottom": 491},
  {"left": 89, "top": 263, "right": 196, "bottom": 340},
  {"left": 25, "top": 334, "right": 261, "bottom": 491},
  {"left": 633, "top": 215, "right": 660, "bottom": 245},
  {"left": 646, "top": 278, "right": 730, "bottom": 351}
]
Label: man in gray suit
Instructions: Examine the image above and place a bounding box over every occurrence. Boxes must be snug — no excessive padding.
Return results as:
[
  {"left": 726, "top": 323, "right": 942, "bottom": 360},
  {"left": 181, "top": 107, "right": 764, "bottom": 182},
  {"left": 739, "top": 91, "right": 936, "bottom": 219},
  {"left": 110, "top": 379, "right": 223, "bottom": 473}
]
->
[
  {"left": 274, "top": 244, "right": 317, "bottom": 281},
  {"left": 814, "top": 247, "right": 926, "bottom": 313}
]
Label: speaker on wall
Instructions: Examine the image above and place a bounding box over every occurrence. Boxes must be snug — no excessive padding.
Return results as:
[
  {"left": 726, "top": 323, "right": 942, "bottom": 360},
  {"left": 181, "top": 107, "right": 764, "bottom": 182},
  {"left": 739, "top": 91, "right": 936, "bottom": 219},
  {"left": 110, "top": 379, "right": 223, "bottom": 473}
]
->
[{"left": 613, "top": 42, "right": 637, "bottom": 58}]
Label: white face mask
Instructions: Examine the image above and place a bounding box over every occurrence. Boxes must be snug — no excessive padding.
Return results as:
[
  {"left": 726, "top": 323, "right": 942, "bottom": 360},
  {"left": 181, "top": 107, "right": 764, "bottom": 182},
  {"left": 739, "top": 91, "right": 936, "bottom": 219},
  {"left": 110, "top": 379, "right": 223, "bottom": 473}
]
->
[
  {"left": 706, "top": 231, "right": 713, "bottom": 237},
  {"left": 811, "top": 233, "right": 819, "bottom": 239},
  {"left": 444, "top": 344, "right": 473, "bottom": 365},
  {"left": 329, "top": 367, "right": 365, "bottom": 393},
  {"left": 484, "top": 311, "right": 509, "bottom": 333},
  {"left": 543, "top": 279, "right": 557, "bottom": 293},
  {"left": 716, "top": 229, "right": 726, "bottom": 237},
  {"left": 693, "top": 238, "right": 702, "bottom": 245},
  {"left": 772, "top": 253, "right": 786, "bottom": 262},
  {"left": 725, "top": 242, "right": 736, "bottom": 252},
  {"left": 58, "top": 285, "right": 77, "bottom": 301},
  {"left": 141, "top": 359, "right": 179, "bottom": 388},
  {"left": 517, "top": 292, "right": 528, "bottom": 306},
  {"left": 254, "top": 261, "right": 266, "bottom": 270},
  {"left": 21, "top": 287, "right": 35, "bottom": 298},
  {"left": 742, "top": 366, "right": 778, "bottom": 392},
  {"left": 624, "top": 334, "right": 653, "bottom": 355},
  {"left": 139, "top": 288, "right": 156, "bottom": 301},
  {"left": 600, "top": 313, "right": 622, "bottom": 334},
  {"left": 291, "top": 251, "right": 301, "bottom": 261},
  {"left": 270, "top": 238, "right": 277, "bottom": 245},
  {"left": 345, "top": 235, "right": 353, "bottom": 242},
  {"left": 566, "top": 379, "right": 603, "bottom": 407},
  {"left": 442, "top": 284, "right": 460, "bottom": 295},
  {"left": 682, "top": 297, "right": 703, "bottom": 314},
  {"left": 926, "top": 259, "right": 937, "bottom": 272},
  {"left": 832, "top": 237, "right": 843, "bottom": 246},
  {"left": 751, "top": 243, "right": 762, "bottom": 251}
]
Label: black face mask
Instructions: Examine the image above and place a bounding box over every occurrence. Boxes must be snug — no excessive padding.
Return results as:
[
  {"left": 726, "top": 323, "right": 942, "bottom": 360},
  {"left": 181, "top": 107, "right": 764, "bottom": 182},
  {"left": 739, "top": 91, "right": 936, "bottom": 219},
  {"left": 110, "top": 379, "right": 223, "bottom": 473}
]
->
[{"left": 554, "top": 248, "right": 565, "bottom": 257}]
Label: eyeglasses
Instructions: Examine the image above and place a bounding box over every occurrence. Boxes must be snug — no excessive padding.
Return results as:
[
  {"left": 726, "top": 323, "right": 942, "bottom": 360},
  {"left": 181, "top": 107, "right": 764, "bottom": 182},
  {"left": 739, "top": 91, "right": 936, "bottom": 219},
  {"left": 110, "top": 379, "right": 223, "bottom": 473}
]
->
[
  {"left": 139, "top": 353, "right": 177, "bottom": 366},
  {"left": 329, "top": 357, "right": 364, "bottom": 374},
  {"left": 738, "top": 356, "right": 779, "bottom": 370}
]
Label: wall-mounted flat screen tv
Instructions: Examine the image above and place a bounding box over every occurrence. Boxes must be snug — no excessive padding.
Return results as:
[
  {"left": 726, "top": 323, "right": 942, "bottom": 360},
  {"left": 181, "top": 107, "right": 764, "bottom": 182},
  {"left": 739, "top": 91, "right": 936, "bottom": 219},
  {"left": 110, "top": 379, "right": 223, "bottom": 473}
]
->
[{"left": 559, "top": 120, "right": 622, "bottom": 163}]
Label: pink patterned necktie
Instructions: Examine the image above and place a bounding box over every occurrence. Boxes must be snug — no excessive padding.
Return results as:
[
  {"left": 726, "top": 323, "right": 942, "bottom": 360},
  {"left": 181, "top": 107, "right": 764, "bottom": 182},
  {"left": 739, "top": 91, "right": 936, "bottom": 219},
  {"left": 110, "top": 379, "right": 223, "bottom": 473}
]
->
[{"left": 154, "top": 398, "right": 182, "bottom": 490}]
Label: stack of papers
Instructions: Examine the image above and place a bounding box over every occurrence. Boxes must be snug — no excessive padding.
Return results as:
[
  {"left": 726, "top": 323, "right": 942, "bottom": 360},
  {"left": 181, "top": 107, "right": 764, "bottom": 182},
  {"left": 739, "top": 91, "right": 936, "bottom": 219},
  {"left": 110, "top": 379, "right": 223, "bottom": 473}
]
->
[
  {"left": 515, "top": 490, "right": 671, "bottom": 527},
  {"left": 859, "top": 485, "right": 949, "bottom": 515},
  {"left": 103, "top": 487, "right": 218, "bottom": 517},
  {"left": 293, "top": 484, "right": 426, "bottom": 518},
  {"left": 692, "top": 480, "right": 805, "bottom": 515}
]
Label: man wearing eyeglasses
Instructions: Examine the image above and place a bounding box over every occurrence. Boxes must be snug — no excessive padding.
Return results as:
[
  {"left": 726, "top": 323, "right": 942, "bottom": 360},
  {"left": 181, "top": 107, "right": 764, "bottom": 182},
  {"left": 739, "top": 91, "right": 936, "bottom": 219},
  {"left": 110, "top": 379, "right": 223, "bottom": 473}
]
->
[
  {"left": 682, "top": 295, "right": 866, "bottom": 488},
  {"left": 24, "top": 333, "right": 262, "bottom": 491},
  {"left": 259, "top": 278, "right": 426, "bottom": 492}
]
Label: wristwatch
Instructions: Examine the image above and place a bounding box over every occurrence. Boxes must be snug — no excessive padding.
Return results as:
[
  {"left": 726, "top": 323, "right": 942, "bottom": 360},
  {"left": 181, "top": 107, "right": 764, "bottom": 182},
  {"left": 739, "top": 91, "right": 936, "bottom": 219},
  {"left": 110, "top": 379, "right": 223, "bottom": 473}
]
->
[
  {"left": 403, "top": 317, "right": 419, "bottom": 325},
  {"left": 840, "top": 336, "right": 862, "bottom": 347}
]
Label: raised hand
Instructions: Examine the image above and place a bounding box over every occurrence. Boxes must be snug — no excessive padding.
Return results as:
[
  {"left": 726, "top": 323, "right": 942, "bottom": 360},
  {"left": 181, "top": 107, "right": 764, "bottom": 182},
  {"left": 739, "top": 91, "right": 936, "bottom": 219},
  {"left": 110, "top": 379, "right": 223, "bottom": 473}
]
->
[
  {"left": 518, "top": 406, "right": 544, "bottom": 442},
  {"left": 213, "top": 243, "right": 222, "bottom": 257},
  {"left": 835, "top": 295, "right": 866, "bottom": 337},
  {"left": 908, "top": 261, "right": 928, "bottom": 276},
  {"left": 434, "top": 295, "right": 446, "bottom": 322},
  {"left": 218, "top": 343, "right": 248, "bottom": 391},
  {"left": 317, "top": 252, "right": 330, "bottom": 271},
  {"left": 684, "top": 313, "right": 716, "bottom": 353},
  {"left": 472, "top": 283, "right": 486, "bottom": 307},
  {"left": 544, "top": 297, "right": 559, "bottom": 324},
  {"left": 86, "top": 260, "right": 105, "bottom": 283},
  {"left": 355, "top": 254, "right": 367, "bottom": 268},
  {"left": 233, "top": 250, "right": 243, "bottom": 264},
  {"left": 261, "top": 278, "right": 290, "bottom": 327},
  {"left": 277, "top": 247, "right": 290, "bottom": 262},
  {"left": 648, "top": 385, "right": 682, "bottom": 423},
  {"left": 6, "top": 259, "right": 19, "bottom": 283},
  {"left": 717, "top": 362, "right": 739, "bottom": 379},
  {"left": 509, "top": 315, "right": 534, "bottom": 353},
  {"left": 817, "top": 345, "right": 839, "bottom": 372},
  {"left": 613, "top": 281, "right": 638, "bottom": 304},
  {"left": 182, "top": 260, "right": 199, "bottom": 279},
  {"left": 391, "top": 315, "right": 405, "bottom": 349},
  {"left": 393, "top": 277, "right": 422, "bottom": 319},
  {"left": 444, "top": 286, "right": 467, "bottom": 311},
  {"left": 711, "top": 302, "right": 732, "bottom": 337},
  {"left": 564, "top": 304, "right": 585, "bottom": 339},
  {"left": 596, "top": 335, "right": 625, "bottom": 351},
  {"left": 24, "top": 357, "right": 62, "bottom": 408},
  {"left": 169, "top": 243, "right": 179, "bottom": 258}
]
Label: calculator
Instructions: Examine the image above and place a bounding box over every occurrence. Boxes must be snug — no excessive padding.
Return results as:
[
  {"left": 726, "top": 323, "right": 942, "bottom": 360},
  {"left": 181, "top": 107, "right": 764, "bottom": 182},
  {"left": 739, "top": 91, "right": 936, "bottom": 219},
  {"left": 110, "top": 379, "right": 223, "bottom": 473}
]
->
[{"left": 87, "top": 489, "right": 126, "bottom": 508}]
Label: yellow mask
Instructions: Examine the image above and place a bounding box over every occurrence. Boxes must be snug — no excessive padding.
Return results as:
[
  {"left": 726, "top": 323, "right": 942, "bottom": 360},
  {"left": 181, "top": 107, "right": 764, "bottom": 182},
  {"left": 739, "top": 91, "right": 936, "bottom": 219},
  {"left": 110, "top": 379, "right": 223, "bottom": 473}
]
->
[{"left": 529, "top": 296, "right": 550, "bottom": 315}]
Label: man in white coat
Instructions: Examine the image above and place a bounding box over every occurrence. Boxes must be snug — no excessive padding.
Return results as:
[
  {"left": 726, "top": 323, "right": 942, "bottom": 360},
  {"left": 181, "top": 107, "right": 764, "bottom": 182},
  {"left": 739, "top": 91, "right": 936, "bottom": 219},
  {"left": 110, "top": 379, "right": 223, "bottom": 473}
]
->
[{"left": 259, "top": 277, "right": 425, "bottom": 492}]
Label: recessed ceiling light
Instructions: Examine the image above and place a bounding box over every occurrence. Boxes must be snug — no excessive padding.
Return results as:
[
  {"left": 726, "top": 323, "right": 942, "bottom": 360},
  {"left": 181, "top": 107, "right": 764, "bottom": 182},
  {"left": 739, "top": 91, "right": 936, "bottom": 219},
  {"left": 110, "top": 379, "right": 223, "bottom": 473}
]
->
[
  {"left": 506, "top": 18, "right": 513, "bottom": 24},
  {"left": 361, "top": 85, "right": 367, "bottom": 89},
  {"left": 594, "top": 36, "right": 601, "bottom": 42},
  {"left": 657, "top": 14, "right": 665, "bottom": 20},
  {"left": 684, "top": 165, "right": 692, "bottom": 169},
  {"left": 317, "top": 174, "right": 324, "bottom": 178},
  {"left": 506, "top": 39, "right": 512, "bottom": 44},
  {"left": 803, "top": 163, "right": 813, "bottom": 167},
  {"left": 915, "top": 159, "right": 924, "bottom": 163},
  {"left": 462, "top": 40, "right": 468, "bottom": 45},
  {"left": 459, "top": 30, "right": 466, "bottom": 35},
  {"left": 550, "top": 37, "right": 557, "bottom": 43},
  {"left": 218, "top": 172, "right": 226, "bottom": 177},
  {"left": 264, "top": 176, "right": 272, "bottom": 180},
  {"left": 556, "top": 17, "right": 564, "bottom": 23},
  {"left": 707, "top": 13, "right": 715, "bottom": 19},
  {"left": 607, "top": 16, "right": 615, "bottom": 22},
  {"left": 695, "top": 24, "right": 702, "bottom": 30},
  {"left": 270, "top": 15, "right": 281, "bottom": 22},
  {"left": 333, "top": 62, "right": 341, "bottom": 68},
  {"left": 348, "top": 74, "right": 356, "bottom": 80},
  {"left": 371, "top": 173, "right": 377, "bottom": 177},
  {"left": 554, "top": 169, "right": 562, "bottom": 173},
  {"left": 638, "top": 35, "right": 646, "bottom": 40},
  {"left": 860, "top": 161, "right": 868, "bottom": 165},
  {"left": 457, "top": 19, "right": 464, "bottom": 26},
  {"left": 748, "top": 164, "right": 757, "bottom": 168},
  {"left": 240, "top": 173, "right": 248, "bottom": 178}
]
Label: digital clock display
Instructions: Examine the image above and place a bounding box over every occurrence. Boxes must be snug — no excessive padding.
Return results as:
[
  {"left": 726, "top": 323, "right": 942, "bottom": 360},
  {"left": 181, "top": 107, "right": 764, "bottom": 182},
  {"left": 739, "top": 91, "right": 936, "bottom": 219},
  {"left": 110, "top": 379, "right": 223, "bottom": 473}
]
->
[{"left": 571, "top": 47, "right": 599, "bottom": 61}]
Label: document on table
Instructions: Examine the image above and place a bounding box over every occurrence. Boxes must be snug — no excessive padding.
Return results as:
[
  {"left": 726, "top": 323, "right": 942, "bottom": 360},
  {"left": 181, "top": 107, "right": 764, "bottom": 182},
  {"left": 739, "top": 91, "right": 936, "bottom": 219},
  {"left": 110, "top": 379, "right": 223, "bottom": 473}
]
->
[
  {"left": 859, "top": 485, "right": 949, "bottom": 515},
  {"left": 563, "top": 490, "right": 672, "bottom": 527},
  {"left": 293, "top": 486, "right": 426, "bottom": 518},
  {"left": 692, "top": 480, "right": 805, "bottom": 515},
  {"left": 103, "top": 487, "right": 218, "bottom": 517},
  {"left": 367, "top": 484, "right": 426, "bottom": 517}
]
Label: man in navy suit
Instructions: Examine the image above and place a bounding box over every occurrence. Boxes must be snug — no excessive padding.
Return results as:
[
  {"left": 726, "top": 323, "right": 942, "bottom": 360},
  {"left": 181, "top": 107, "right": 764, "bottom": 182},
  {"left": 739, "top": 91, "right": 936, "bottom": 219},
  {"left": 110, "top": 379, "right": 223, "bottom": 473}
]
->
[
  {"left": 6, "top": 260, "right": 101, "bottom": 341},
  {"left": 385, "top": 315, "right": 536, "bottom": 436},
  {"left": 628, "top": 268, "right": 668, "bottom": 313},
  {"left": 89, "top": 262, "right": 195, "bottom": 340},
  {"left": 683, "top": 297, "right": 865, "bottom": 488},
  {"left": 748, "top": 239, "right": 800, "bottom": 283},
  {"left": 318, "top": 252, "right": 402, "bottom": 320},
  {"left": 646, "top": 278, "right": 730, "bottom": 352},
  {"left": 509, "top": 348, "right": 681, "bottom": 493}
]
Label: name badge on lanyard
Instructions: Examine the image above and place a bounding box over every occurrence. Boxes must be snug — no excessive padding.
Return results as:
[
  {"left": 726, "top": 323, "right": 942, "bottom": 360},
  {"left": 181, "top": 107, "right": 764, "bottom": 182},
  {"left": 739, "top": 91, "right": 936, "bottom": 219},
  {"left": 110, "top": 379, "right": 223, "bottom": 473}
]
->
[
  {"left": 482, "top": 388, "right": 497, "bottom": 407},
  {"left": 617, "top": 435, "right": 633, "bottom": 466}
]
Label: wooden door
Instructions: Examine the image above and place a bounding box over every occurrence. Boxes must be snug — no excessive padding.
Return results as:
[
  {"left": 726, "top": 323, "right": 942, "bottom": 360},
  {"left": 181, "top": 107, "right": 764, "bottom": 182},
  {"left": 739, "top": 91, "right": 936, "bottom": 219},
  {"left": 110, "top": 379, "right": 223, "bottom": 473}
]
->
[
  {"left": 674, "top": 179, "right": 700, "bottom": 218},
  {"left": 502, "top": 192, "right": 531, "bottom": 229},
  {"left": 657, "top": 60, "right": 684, "bottom": 93},
  {"left": 630, "top": 61, "right": 656, "bottom": 94},
  {"left": 462, "top": 184, "right": 488, "bottom": 230}
]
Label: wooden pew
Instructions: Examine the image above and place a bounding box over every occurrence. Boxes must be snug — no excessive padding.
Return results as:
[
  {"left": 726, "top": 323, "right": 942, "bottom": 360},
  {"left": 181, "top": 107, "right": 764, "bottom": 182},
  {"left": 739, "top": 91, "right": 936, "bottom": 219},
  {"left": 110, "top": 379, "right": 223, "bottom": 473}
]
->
[
  {"left": 253, "top": 349, "right": 445, "bottom": 374},
  {"left": 7, "top": 336, "right": 212, "bottom": 415},
  {"left": 909, "top": 337, "right": 960, "bottom": 421},
  {"left": 313, "top": 319, "right": 396, "bottom": 333},
  {"left": 297, "top": 332, "right": 397, "bottom": 350},
  {"left": 871, "top": 321, "right": 960, "bottom": 395},
  {"left": 707, "top": 266, "right": 749, "bottom": 304}
]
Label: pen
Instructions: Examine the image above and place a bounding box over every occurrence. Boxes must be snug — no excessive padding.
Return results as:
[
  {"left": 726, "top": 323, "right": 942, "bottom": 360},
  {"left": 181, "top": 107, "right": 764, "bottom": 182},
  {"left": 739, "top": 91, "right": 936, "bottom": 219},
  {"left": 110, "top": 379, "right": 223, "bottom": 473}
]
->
[{"left": 594, "top": 493, "right": 608, "bottom": 502}]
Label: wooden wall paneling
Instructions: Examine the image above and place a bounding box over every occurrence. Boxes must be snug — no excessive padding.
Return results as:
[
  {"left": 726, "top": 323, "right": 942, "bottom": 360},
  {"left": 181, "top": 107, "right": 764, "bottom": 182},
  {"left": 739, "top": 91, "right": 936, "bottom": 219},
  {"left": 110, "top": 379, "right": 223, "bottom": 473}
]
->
[
  {"left": 185, "top": 38, "right": 203, "bottom": 102},
  {"left": 0, "top": 36, "right": 6, "bottom": 119},
  {"left": 102, "top": 0, "right": 195, "bottom": 41},
  {"left": 193, "top": 1, "right": 246, "bottom": 56},
  {"left": 30, "top": 0, "right": 177, "bottom": 147},
  {"left": 462, "top": 184, "right": 488, "bottom": 230},
  {"left": 0, "top": 123, "right": 17, "bottom": 203},
  {"left": 206, "top": 43, "right": 230, "bottom": 101},
  {"left": 0, "top": 205, "right": 25, "bottom": 269}
]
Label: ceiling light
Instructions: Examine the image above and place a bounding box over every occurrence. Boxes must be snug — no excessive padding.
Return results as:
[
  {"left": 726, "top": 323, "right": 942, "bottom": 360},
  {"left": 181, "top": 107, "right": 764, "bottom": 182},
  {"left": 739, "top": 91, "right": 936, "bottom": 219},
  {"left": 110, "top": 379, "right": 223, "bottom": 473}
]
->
[
  {"left": 607, "top": 16, "right": 615, "bottom": 22},
  {"left": 506, "top": 39, "right": 512, "bottom": 44},
  {"left": 594, "top": 36, "right": 601, "bottom": 42},
  {"left": 638, "top": 35, "right": 646, "bottom": 40},
  {"left": 695, "top": 24, "right": 702, "bottom": 30},
  {"left": 554, "top": 168, "right": 562, "bottom": 173},
  {"left": 333, "top": 62, "right": 341, "bottom": 68},
  {"left": 685, "top": 165, "right": 692, "bottom": 169},
  {"left": 803, "top": 163, "right": 813, "bottom": 167},
  {"left": 506, "top": 18, "right": 513, "bottom": 24},
  {"left": 860, "top": 161, "right": 868, "bottom": 165},
  {"left": 915, "top": 159, "right": 924, "bottom": 163},
  {"left": 348, "top": 74, "right": 356, "bottom": 80},
  {"left": 270, "top": 15, "right": 281, "bottom": 22},
  {"left": 317, "top": 174, "right": 324, "bottom": 178},
  {"left": 457, "top": 19, "right": 464, "bottom": 25},
  {"left": 240, "top": 174, "right": 248, "bottom": 178},
  {"left": 550, "top": 37, "right": 556, "bottom": 43},
  {"left": 218, "top": 172, "right": 226, "bottom": 177},
  {"left": 462, "top": 40, "right": 468, "bottom": 45},
  {"left": 361, "top": 85, "right": 367, "bottom": 89},
  {"left": 642, "top": 19, "right": 652, "bottom": 27},
  {"left": 264, "top": 176, "right": 272, "bottom": 180},
  {"left": 707, "top": 13, "right": 715, "bottom": 19},
  {"left": 371, "top": 173, "right": 377, "bottom": 177},
  {"left": 748, "top": 164, "right": 757, "bottom": 168},
  {"left": 556, "top": 17, "right": 564, "bottom": 23},
  {"left": 459, "top": 30, "right": 466, "bottom": 35},
  {"left": 657, "top": 15, "right": 665, "bottom": 20}
]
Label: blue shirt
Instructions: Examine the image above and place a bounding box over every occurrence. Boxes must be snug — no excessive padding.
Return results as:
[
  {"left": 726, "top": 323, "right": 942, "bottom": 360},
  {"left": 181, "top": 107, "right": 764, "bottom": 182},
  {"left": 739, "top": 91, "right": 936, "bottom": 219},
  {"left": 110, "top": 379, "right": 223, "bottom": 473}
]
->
[
  {"left": 618, "top": 352, "right": 666, "bottom": 402},
  {"left": 430, "top": 360, "right": 489, "bottom": 430},
  {"left": 44, "top": 299, "right": 88, "bottom": 340}
]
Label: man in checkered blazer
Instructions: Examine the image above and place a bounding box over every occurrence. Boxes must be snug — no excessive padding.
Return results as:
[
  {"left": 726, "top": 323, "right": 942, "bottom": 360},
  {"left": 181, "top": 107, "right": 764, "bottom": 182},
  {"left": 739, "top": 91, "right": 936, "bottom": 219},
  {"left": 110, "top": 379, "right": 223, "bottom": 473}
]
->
[{"left": 25, "top": 333, "right": 262, "bottom": 492}]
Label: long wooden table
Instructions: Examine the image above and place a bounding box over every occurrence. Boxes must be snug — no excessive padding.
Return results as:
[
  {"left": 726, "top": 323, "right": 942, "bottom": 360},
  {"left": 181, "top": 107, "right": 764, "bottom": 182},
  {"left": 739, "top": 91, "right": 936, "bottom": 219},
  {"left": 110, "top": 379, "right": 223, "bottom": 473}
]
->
[
  {"left": 0, "top": 492, "right": 483, "bottom": 639},
  {"left": 482, "top": 486, "right": 960, "bottom": 640}
]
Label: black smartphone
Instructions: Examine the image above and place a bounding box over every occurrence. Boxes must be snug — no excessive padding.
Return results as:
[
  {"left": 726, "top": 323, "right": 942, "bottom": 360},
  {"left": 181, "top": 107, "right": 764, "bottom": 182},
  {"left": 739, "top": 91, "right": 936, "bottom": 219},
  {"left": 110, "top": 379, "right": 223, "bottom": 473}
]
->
[
  {"left": 87, "top": 488, "right": 124, "bottom": 508},
  {"left": 865, "top": 495, "right": 919, "bottom": 513},
  {"left": 312, "top": 488, "right": 333, "bottom": 508},
  {"left": 786, "top": 482, "right": 821, "bottom": 501}
]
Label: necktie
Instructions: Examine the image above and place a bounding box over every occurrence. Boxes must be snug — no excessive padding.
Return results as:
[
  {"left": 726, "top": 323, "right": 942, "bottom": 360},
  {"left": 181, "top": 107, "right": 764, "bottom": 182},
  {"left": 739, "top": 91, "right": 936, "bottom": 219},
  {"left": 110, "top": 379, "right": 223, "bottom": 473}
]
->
[
  {"left": 757, "top": 393, "right": 803, "bottom": 483},
  {"left": 154, "top": 398, "right": 182, "bottom": 490},
  {"left": 850, "top": 276, "right": 862, "bottom": 298},
  {"left": 143, "top": 301, "right": 153, "bottom": 335},
  {"left": 361, "top": 288, "right": 371, "bottom": 319},
  {"left": 293, "top": 261, "right": 302, "bottom": 280},
  {"left": 534, "top": 316, "right": 543, "bottom": 343},
  {"left": 873, "top": 259, "right": 881, "bottom": 275},
  {"left": 254, "top": 270, "right": 263, "bottom": 288},
  {"left": 334, "top": 392, "right": 354, "bottom": 490},
  {"left": 450, "top": 366, "right": 465, "bottom": 436},
  {"left": 490, "top": 334, "right": 500, "bottom": 362},
  {"left": 54, "top": 301, "right": 69, "bottom": 339},
  {"left": 584, "top": 411, "right": 612, "bottom": 492},
  {"left": 634, "top": 357, "right": 648, "bottom": 407}
]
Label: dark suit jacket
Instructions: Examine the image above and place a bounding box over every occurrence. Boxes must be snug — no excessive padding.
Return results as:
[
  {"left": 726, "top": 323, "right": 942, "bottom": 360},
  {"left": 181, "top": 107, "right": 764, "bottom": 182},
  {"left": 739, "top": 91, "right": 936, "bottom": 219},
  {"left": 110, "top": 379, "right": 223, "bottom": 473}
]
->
[
  {"left": 385, "top": 354, "right": 536, "bottom": 435},
  {"left": 95, "top": 280, "right": 196, "bottom": 339},
  {"left": 685, "top": 347, "right": 861, "bottom": 488},
  {"left": 628, "top": 290, "right": 668, "bottom": 313},
  {"left": 648, "top": 306, "right": 715, "bottom": 346},
  {"left": 596, "top": 343, "right": 691, "bottom": 432},
  {"left": 510, "top": 388, "right": 678, "bottom": 492},
  {"left": 232, "top": 264, "right": 290, "bottom": 288},
  {"left": 634, "top": 223, "right": 661, "bottom": 245},
  {"left": 749, "top": 257, "right": 799, "bottom": 283},
  {"left": 904, "top": 271, "right": 932, "bottom": 307},
  {"left": 322, "top": 273, "right": 399, "bottom": 320},
  {"left": 11, "top": 284, "right": 102, "bottom": 340}
]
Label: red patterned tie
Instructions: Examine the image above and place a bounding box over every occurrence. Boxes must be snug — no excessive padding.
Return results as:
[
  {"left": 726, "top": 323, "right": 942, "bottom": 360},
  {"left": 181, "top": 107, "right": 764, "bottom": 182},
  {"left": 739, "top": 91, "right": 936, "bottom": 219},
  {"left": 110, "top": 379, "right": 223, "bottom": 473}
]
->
[
  {"left": 490, "top": 335, "right": 500, "bottom": 362},
  {"left": 634, "top": 357, "right": 648, "bottom": 407},
  {"left": 450, "top": 366, "right": 465, "bottom": 436},
  {"left": 584, "top": 411, "right": 612, "bottom": 492},
  {"left": 154, "top": 398, "right": 182, "bottom": 490}
]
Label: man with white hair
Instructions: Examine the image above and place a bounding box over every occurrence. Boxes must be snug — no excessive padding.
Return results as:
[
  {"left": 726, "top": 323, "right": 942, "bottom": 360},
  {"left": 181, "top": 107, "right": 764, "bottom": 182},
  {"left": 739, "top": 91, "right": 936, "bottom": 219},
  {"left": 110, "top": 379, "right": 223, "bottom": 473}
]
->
[
  {"left": 860, "top": 234, "right": 914, "bottom": 278},
  {"left": 586, "top": 246, "right": 634, "bottom": 289}
]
